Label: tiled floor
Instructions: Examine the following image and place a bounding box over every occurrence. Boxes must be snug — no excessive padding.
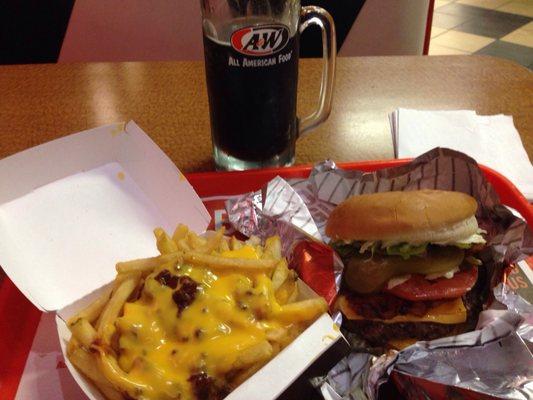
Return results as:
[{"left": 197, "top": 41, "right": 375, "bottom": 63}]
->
[{"left": 429, "top": 0, "right": 533, "bottom": 68}]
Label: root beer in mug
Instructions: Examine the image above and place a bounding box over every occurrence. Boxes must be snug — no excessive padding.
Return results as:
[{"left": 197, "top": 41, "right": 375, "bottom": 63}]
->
[{"left": 200, "top": 1, "right": 336, "bottom": 170}]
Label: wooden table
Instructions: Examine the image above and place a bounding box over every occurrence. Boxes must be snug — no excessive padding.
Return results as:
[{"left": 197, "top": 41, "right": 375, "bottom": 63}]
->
[{"left": 1, "top": 55, "right": 532, "bottom": 172}]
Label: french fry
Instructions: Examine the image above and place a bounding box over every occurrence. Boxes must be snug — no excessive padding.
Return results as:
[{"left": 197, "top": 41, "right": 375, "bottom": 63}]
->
[
  {"left": 219, "top": 236, "right": 230, "bottom": 252},
  {"left": 270, "top": 341, "right": 282, "bottom": 358},
  {"left": 274, "top": 298, "right": 328, "bottom": 323},
  {"left": 232, "top": 341, "right": 273, "bottom": 371},
  {"left": 68, "top": 347, "right": 123, "bottom": 400},
  {"left": 154, "top": 228, "right": 179, "bottom": 254},
  {"left": 67, "top": 336, "right": 80, "bottom": 354},
  {"left": 116, "top": 253, "right": 180, "bottom": 274},
  {"left": 172, "top": 223, "right": 189, "bottom": 242},
  {"left": 285, "top": 280, "right": 299, "bottom": 304},
  {"left": 68, "top": 286, "right": 113, "bottom": 324},
  {"left": 278, "top": 324, "right": 306, "bottom": 347},
  {"left": 263, "top": 236, "right": 282, "bottom": 260},
  {"left": 231, "top": 236, "right": 243, "bottom": 250},
  {"left": 229, "top": 361, "right": 265, "bottom": 388},
  {"left": 246, "top": 235, "right": 261, "bottom": 247},
  {"left": 271, "top": 260, "right": 289, "bottom": 291},
  {"left": 96, "top": 274, "right": 140, "bottom": 335},
  {"left": 253, "top": 245, "right": 263, "bottom": 259},
  {"left": 176, "top": 238, "right": 191, "bottom": 252},
  {"left": 265, "top": 327, "right": 288, "bottom": 342},
  {"left": 203, "top": 227, "right": 225, "bottom": 254},
  {"left": 183, "top": 252, "right": 277, "bottom": 271},
  {"left": 94, "top": 379, "right": 124, "bottom": 400},
  {"left": 275, "top": 270, "right": 299, "bottom": 305},
  {"left": 67, "top": 224, "right": 326, "bottom": 400},
  {"left": 68, "top": 317, "right": 97, "bottom": 348},
  {"left": 187, "top": 231, "right": 207, "bottom": 250},
  {"left": 114, "top": 270, "right": 143, "bottom": 290},
  {"left": 95, "top": 349, "right": 154, "bottom": 397}
]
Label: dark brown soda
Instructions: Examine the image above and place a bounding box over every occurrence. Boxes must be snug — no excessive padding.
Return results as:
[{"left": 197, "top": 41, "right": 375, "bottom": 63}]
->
[{"left": 203, "top": 33, "right": 299, "bottom": 162}]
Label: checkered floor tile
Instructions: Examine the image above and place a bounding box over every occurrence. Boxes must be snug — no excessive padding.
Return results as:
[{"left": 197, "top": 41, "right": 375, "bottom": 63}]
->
[{"left": 430, "top": 0, "right": 533, "bottom": 68}]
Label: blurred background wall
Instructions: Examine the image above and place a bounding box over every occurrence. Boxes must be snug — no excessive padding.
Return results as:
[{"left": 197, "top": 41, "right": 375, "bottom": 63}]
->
[
  {"left": 0, "top": 0, "right": 432, "bottom": 64},
  {"left": 0, "top": 1, "right": 75, "bottom": 64}
]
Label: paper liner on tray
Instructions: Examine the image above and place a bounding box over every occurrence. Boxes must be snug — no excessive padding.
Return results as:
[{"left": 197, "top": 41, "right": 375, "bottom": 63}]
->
[{"left": 225, "top": 148, "right": 533, "bottom": 399}]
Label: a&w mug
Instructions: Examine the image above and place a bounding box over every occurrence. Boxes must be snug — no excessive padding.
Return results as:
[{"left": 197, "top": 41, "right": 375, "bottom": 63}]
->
[{"left": 200, "top": 0, "right": 336, "bottom": 170}]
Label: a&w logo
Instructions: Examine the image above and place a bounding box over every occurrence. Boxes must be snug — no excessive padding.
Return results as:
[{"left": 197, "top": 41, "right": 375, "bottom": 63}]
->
[{"left": 231, "top": 24, "right": 289, "bottom": 56}]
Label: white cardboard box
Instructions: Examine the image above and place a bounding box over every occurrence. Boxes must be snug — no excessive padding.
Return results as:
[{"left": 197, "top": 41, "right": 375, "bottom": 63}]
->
[{"left": 0, "top": 121, "right": 345, "bottom": 400}]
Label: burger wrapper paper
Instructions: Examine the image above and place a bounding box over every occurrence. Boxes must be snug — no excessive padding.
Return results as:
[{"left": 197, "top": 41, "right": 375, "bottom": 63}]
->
[{"left": 225, "top": 148, "right": 533, "bottom": 399}]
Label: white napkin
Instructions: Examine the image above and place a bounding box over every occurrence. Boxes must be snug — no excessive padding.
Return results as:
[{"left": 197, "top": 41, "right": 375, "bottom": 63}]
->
[{"left": 390, "top": 108, "right": 533, "bottom": 200}]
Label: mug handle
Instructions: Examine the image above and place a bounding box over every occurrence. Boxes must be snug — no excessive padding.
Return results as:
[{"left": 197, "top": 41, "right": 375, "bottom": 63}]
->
[{"left": 298, "top": 6, "right": 337, "bottom": 137}]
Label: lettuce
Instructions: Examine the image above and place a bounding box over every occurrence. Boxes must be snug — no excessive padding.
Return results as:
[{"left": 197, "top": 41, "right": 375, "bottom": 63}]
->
[
  {"left": 331, "top": 241, "right": 360, "bottom": 259},
  {"left": 331, "top": 229, "right": 486, "bottom": 261},
  {"left": 385, "top": 243, "right": 428, "bottom": 260},
  {"left": 433, "top": 229, "right": 487, "bottom": 248},
  {"left": 359, "top": 241, "right": 377, "bottom": 254},
  {"left": 331, "top": 241, "right": 378, "bottom": 258}
]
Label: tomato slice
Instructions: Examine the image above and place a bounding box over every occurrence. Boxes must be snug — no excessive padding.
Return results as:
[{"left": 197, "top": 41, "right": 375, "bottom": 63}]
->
[{"left": 385, "top": 267, "right": 478, "bottom": 301}]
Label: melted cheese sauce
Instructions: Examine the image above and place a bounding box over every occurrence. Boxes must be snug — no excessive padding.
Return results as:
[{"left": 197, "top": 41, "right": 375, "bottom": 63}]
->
[
  {"left": 338, "top": 296, "right": 467, "bottom": 324},
  {"left": 115, "top": 247, "right": 291, "bottom": 400}
]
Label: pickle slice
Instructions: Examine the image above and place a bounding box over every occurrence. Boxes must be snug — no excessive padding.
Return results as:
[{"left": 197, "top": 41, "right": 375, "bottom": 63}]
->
[{"left": 343, "top": 246, "right": 465, "bottom": 294}]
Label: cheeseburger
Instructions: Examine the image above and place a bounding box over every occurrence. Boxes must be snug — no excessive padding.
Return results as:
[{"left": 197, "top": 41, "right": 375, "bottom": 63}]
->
[{"left": 326, "top": 190, "right": 486, "bottom": 349}]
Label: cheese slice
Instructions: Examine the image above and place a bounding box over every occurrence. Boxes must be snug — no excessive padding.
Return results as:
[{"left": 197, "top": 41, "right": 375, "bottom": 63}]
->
[
  {"left": 337, "top": 296, "right": 467, "bottom": 325},
  {"left": 388, "top": 338, "right": 418, "bottom": 350}
]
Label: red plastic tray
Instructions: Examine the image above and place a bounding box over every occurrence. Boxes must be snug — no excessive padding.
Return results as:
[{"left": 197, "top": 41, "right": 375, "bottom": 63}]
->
[{"left": 1, "top": 159, "right": 531, "bottom": 399}]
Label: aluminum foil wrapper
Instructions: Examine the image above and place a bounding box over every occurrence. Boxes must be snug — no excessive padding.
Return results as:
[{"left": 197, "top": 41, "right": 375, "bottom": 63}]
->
[
  {"left": 225, "top": 148, "right": 533, "bottom": 399},
  {"left": 226, "top": 174, "right": 344, "bottom": 305},
  {"left": 392, "top": 306, "right": 531, "bottom": 397}
]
